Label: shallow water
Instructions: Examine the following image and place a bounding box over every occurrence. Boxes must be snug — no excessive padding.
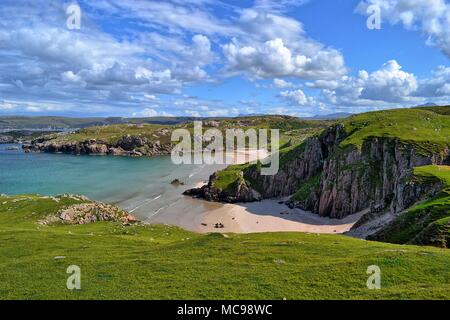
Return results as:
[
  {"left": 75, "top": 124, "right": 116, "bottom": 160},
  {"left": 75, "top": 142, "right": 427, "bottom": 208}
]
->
[{"left": 0, "top": 144, "right": 221, "bottom": 221}]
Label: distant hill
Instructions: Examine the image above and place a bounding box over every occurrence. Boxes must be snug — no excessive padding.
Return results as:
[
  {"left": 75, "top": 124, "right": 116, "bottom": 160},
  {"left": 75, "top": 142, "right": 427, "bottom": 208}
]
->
[
  {"left": 302, "top": 112, "right": 353, "bottom": 120},
  {"left": 0, "top": 116, "right": 203, "bottom": 130},
  {"left": 415, "top": 102, "right": 439, "bottom": 107},
  {"left": 0, "top": 114, "right": 332, "bottom": 131},
  {"left": 415, "top": 105, "right": 450, "bottom": 115}
]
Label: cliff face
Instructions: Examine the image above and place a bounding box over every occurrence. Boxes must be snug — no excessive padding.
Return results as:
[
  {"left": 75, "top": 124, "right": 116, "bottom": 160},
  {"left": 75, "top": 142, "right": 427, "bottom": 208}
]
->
[
  {"left": 314, "top": 137, "right": 448, "bottom": 218},
  {"left": 22, "top": 134, "right": 172, "bottom": 157},
  {"left": 186, "top": 123, "right": 450, "bottom": 219}
]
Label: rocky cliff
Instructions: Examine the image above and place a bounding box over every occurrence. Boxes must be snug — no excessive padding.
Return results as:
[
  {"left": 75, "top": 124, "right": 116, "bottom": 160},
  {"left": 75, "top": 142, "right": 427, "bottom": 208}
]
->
[
  {"left": 185, "top": 109, "right": 450, "bottom": 221},
  {"left": 22, "top": 134, "right": 172, "bottom": 157}
]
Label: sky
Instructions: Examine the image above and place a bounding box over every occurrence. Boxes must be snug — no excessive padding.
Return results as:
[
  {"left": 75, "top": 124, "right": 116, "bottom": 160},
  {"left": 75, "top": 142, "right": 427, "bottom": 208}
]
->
[{"left": 0, "top": 0, "right": 449, "bottom": 118}]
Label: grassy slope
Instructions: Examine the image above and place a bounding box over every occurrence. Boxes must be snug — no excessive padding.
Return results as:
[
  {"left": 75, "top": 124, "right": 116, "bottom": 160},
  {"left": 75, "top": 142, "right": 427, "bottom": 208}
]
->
[
  {"left": 374, "top": 165, "right": 450, "bottom": 247},
  {"left": 340, "top": 108, "right": 450, "bottom": 154},
  {"left": 1, "top": 195, "right": 450, "bottom": 299}
]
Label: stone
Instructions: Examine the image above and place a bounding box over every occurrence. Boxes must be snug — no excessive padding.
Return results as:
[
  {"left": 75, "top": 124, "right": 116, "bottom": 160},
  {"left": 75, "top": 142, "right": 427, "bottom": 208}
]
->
[{"left": 171, "top": 179, "right": 185, "bottom": 186}]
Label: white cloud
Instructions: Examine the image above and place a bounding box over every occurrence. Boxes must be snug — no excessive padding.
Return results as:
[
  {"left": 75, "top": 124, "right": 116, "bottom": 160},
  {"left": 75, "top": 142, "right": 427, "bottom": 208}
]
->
[
  {"left": 0, "top": 0, "right": 446, "bottom": 117},
  {"left": 206, "top": 108, "right": 239, "bottom": 117},
  {"left": 101, "top": 0, "right": 239, "bottom": 36},
  {"left": 0, "top": 101, "right": 17, "bottom": 110},
  {"left": 311, "top": 60, "right": 421, "bottom": 107},
  {"left": 273, "top": 78, "right": 297, "bottom": 88},
  {"left": 144, "top": 94, "right": 157, "bottom": 101},
  {"left": 185, "top": 110, "right": 201, "bottom": 117},
  {"left": 280, "top": 89, "right": 316, "bottom": 106},
  {"left": 223, "top": 38, "right": 346, "bottom": 80},
  {"left": 61, "top": 71, "right": 84, "bottom": 85},
  {"left": 357, "top": 0, "right": 450, "bottom": 57},
  {"left": 360, "top": 60, "right": 418, "bottom": 102},
  {"left": 132, "top": 108, "right": 158, "bottom": 117},
  {"left": 415, "top": 65, "right": 450, "bottom": 97}
]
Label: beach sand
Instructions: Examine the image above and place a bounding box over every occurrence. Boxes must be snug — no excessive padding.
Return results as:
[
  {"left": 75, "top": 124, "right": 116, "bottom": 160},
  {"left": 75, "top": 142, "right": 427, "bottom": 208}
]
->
[
  {"left": 143, "top": 149, "right": 364, "bottom": 235},
  {"left": 197, "top": 200, "right": 366, "bottom": 234}
]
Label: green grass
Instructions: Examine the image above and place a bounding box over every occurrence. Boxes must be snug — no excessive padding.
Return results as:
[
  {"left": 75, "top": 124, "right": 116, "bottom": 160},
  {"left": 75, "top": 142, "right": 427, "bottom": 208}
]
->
[
  {"left": 414, "top": 165, "right": 450, "bottom": 193},
  {"left": 373, "top": 166, "right": 450, "bottom": 247},
  {"left": 212, "top": 167, "right": 245, "bottom": 193},
  {"left": 291, "top": 175, "right": 321, "bottom": 203},
  {"left": 1, "top": 195, "right": 450, "bottom": 299},
  {"left": 340, "top": 108, "right": 450, "bottom": 154}
]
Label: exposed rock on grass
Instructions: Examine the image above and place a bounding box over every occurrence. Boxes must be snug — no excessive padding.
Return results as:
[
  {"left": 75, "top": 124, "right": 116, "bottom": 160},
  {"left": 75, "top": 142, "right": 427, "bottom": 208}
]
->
[{"left": 40, "top": 202, "right": 138, "bottom": 226}]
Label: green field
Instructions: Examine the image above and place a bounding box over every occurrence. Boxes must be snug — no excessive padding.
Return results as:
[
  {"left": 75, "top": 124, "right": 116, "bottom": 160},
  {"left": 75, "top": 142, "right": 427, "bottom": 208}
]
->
[{"left": 1, "top": 195, "right": 450, "bottom": 300}]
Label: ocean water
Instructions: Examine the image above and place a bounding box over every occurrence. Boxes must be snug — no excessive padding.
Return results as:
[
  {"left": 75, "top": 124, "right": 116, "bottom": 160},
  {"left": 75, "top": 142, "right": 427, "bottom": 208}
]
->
[{"left": 0, "top": 144, "right": 222, "bottom": 221}]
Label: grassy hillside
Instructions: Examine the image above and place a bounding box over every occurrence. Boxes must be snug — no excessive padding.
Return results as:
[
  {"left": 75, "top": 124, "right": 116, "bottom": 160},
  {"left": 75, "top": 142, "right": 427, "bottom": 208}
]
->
[
  {"left": 340, "top": 107, "right": 450, "bottom": 154},
  {"left": 1, "top": 194, "right": 450, "bottom": 299},
  {"left": 33, "top": 116, "right": 330, "bottom": 148},
  {"left": 372, "top": 165, "right": 450, "bottom": 248}
]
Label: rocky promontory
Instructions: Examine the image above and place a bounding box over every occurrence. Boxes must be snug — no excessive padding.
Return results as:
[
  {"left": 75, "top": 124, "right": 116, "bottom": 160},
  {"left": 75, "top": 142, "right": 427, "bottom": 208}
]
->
[
  {"left": 184, "top": 171, "right": 262, "bottom": 203},
  {"left": 22, "top": 134, "right": 172, "bottom": 157},
  {"left": 0, "top": 135, "right": 16, "bottom": 144}
]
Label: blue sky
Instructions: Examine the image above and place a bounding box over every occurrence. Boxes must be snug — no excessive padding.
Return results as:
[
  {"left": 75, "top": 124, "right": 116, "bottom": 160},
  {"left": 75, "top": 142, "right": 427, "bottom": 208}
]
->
[{"left": 0, "top": 0, "right": 449, "bottom": 118}]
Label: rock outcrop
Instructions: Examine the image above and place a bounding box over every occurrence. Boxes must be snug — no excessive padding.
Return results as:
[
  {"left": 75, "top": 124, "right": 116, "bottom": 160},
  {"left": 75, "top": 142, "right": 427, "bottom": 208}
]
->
[
  {"left": 0, "top": 135, "right": 16, "bottom": 144},
  {"left": 22, "top": 134, "right": 172, "bottom": 157},
  {"left": 184, "top": 172, "right": 262, "bottom": 203},
  {"left": 40, "top": 202, "right": 137, "bottom": 225}
]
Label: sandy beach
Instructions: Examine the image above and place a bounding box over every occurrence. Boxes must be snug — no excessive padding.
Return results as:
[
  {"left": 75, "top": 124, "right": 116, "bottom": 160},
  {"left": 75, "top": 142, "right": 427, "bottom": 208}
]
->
[
  {"left": 142, "top": 149, "right": 364, "bottom": 235},
  {"left": 196, "top": 199, "right": 366, "bottom": 234}
]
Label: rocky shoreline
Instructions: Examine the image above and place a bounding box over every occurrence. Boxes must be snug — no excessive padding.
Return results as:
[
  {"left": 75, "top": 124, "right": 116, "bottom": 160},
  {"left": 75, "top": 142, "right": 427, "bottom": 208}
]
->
[
  {"left": 22, "top": 134, "right": 173, "bottom": 157},
  {"left": 0, "top": 135, "right": 17, "bottom": 144}
]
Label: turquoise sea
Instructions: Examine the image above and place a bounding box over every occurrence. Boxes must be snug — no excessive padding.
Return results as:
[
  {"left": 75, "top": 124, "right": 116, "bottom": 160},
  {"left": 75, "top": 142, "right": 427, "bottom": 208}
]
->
[{"left": 0, "top": 144, "right": 222, "bottom": 223}]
